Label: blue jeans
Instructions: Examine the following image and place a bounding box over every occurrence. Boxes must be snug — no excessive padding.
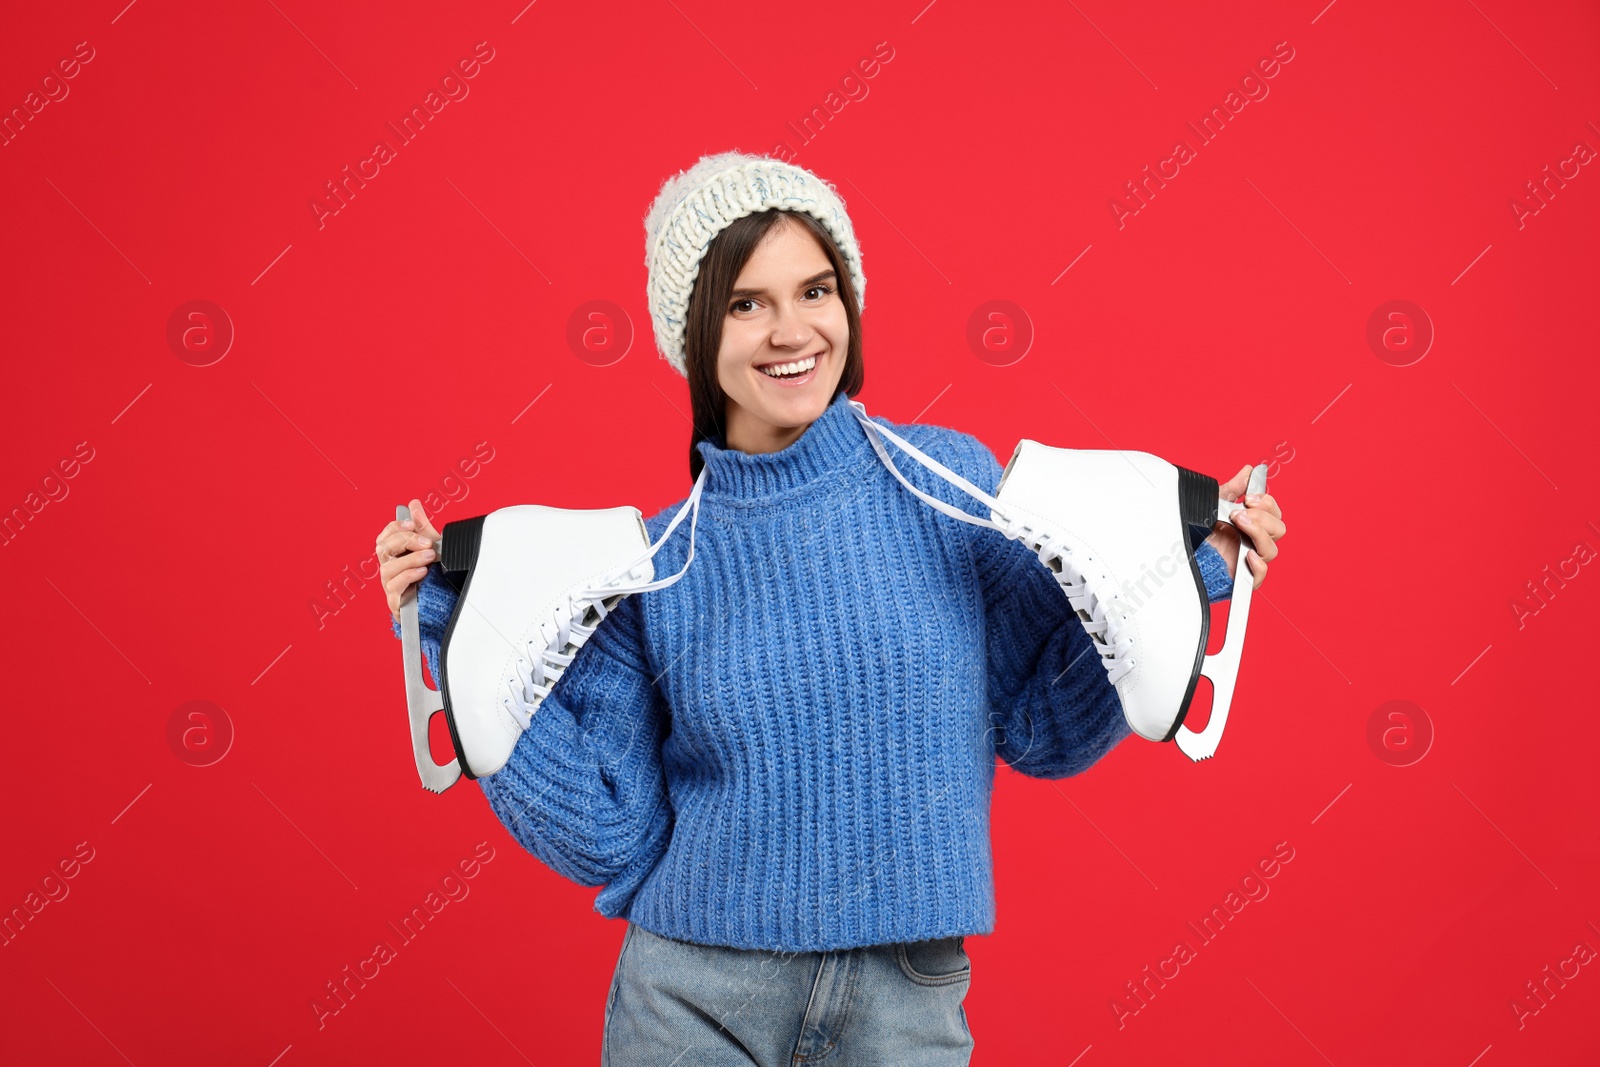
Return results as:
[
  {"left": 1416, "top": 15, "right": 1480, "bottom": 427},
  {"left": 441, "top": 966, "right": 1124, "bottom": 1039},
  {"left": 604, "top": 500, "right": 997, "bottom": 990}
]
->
[{"left": 602, "top": 921, "right": 975, "bottom": 1065}]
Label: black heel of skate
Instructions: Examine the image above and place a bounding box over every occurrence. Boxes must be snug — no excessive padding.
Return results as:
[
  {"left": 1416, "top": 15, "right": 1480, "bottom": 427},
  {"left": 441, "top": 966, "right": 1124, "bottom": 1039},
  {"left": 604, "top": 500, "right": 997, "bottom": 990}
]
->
[
  {"left": 1176, "top": 466, "right": 1220, "bottom": 529},
  {"left": 440, "top": 514, "right": 486, "bottom": 573},
  {"left": 437, "top": 513, "right": 489, "bottom": 779}
]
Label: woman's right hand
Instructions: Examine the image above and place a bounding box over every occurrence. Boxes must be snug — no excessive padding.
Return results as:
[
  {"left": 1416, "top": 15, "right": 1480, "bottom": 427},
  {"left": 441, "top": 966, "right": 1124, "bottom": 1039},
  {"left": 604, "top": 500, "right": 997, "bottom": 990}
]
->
[{"left": 377, "top": 498, "right": 445, "bottom": 624}]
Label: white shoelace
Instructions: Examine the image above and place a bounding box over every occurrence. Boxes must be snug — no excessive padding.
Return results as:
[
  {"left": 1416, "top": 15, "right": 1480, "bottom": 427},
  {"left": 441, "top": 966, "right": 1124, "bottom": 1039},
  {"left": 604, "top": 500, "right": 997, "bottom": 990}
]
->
[
  {"left": 849, "top": 402, "right": 1136, "bottom": 686},
  {"left": 503, "top": 465, "right": 709, "bottom": 729}
]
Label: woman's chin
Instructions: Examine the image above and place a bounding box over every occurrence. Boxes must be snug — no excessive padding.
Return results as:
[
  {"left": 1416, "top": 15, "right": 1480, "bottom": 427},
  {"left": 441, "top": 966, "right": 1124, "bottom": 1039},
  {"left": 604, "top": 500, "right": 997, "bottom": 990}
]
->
[{"left": 753, "top": 376, "right": 831, "bottom": 417}]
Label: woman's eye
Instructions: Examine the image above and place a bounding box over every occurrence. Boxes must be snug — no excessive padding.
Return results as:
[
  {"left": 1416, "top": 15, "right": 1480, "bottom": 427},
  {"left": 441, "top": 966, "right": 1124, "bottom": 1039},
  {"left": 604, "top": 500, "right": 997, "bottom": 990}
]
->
[
  {"left": 805, "top": 284, "right": 834, "bottom": 301},
  {"left": 730, "top": 299, "right": 756, "bottom": 314}
]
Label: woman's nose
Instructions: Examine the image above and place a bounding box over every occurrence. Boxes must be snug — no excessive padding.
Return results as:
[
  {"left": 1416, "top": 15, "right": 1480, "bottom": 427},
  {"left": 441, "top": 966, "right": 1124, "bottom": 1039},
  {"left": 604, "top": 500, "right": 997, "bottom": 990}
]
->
[{"left": 769, "top": 303, "right": 812, "bottom": 347}]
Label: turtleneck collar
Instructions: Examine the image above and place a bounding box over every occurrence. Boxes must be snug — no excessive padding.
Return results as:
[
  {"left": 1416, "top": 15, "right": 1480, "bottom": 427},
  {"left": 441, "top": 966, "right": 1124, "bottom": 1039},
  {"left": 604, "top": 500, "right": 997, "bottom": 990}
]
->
[{"left": 696, "top": 389, "right": 871, "bottom": 501}]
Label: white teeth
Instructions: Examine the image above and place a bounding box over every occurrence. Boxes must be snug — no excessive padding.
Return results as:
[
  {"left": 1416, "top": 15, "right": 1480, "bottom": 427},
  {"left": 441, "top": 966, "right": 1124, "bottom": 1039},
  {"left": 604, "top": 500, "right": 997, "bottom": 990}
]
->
[{"left": 760, "top": 355, "right": 817, "bottom": 378}]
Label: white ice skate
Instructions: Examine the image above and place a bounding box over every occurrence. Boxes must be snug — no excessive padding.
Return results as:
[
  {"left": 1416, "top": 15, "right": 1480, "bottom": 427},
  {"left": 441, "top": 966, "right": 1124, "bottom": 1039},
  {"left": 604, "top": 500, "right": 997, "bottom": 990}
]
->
[
  {"left": 850, "top": 402, "right": 1266, "bottom": 761},
  {"left": 397, "top": 469, "right": 707, "bottom": 792}
]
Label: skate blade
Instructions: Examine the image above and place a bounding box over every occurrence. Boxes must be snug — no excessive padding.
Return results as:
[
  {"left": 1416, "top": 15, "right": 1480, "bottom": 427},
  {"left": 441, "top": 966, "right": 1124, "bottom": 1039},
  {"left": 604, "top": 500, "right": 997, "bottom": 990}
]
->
[
  {"left": 1175, "top": 463, "right": 1267, "bottom": 762},
  {"left": 398, "top": 505, "right": 463, "bottom": 793}
]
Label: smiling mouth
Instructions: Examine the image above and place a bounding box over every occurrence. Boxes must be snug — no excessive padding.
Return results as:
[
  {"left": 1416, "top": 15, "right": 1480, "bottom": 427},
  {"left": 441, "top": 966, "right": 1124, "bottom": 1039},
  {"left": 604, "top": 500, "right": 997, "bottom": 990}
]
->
[{"left": 757, "top": 352, "right": 822, "bottom": 379}]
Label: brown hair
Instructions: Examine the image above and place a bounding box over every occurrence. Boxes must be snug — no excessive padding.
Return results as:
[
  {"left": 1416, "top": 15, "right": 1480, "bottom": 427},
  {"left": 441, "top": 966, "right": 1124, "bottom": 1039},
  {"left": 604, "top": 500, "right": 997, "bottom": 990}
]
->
[{"left": 682, "top": 209, "right": 865, "bottom": 482}]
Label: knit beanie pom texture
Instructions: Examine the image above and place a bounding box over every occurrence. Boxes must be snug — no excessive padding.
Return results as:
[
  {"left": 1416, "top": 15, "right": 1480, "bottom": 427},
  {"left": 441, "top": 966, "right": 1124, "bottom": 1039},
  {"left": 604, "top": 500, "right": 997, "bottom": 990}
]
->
[{"left": 643, "top": 150, "right": 866, "bottom": 377}]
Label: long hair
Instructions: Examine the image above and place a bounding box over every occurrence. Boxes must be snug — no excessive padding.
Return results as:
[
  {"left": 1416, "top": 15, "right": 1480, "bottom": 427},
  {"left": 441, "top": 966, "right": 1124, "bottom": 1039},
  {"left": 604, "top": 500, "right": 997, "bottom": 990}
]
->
[{"left": 683, "top": 209, "right": 865, "bottom": 482}]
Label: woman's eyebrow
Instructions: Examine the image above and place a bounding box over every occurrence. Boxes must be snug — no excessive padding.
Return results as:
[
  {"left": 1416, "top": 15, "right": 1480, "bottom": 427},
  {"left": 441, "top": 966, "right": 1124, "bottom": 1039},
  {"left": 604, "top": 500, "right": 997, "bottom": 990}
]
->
[{"left": 729, "top": 269, "right": 837, "bottom": 299}]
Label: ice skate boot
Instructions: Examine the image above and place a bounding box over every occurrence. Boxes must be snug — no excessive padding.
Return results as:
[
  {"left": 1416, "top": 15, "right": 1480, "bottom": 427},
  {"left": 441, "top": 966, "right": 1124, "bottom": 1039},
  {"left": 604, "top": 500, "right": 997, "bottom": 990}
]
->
[
  {"left": 397, "top": 468, "right": 707, "bottom": 792},
  {"left": 849, "top": 401, "right": 1265, "bottom": 761}
]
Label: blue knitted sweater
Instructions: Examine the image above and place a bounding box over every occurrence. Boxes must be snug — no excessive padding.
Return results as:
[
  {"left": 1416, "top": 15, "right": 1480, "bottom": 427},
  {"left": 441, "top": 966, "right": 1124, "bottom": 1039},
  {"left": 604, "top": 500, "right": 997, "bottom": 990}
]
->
[{"left": 391, "top": 390, "right": 1232, "bottom": 951}]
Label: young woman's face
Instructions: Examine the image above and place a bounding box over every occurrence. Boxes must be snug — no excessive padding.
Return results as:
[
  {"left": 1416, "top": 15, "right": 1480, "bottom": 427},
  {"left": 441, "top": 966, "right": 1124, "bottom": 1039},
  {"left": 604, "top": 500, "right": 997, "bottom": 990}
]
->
[{"left": 716, "top": 215, "right": 849, "bottom": 452}]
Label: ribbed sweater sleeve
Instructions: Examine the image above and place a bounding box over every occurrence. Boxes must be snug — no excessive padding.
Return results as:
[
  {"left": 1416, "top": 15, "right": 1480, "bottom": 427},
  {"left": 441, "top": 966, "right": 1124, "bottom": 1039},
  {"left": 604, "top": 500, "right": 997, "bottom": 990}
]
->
[
  {"left": 1190, "top": 524, "right": 1234, "bottom": 603},
  {"left": 389, "top": 566, "right": 672, "bottom": 909},
  {"left": 474, "top": 591, "right": 673, "bottom": 909},
  {"left": 911, "top": 432, "right": 1235, "bottom": 778},
  {"left": 915, "top": 432, "right": 1130, "bottom": 778}
]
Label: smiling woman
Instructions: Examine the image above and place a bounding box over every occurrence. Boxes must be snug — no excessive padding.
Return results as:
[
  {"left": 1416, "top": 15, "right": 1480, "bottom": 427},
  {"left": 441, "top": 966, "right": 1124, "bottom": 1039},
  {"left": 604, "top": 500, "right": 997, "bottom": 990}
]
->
[{"left": 431, "top": 151, "right": 1220, "bottom": 1065}]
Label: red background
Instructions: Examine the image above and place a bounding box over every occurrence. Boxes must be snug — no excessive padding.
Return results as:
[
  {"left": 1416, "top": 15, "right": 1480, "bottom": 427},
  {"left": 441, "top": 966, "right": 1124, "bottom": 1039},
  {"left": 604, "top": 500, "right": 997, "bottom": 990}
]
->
[{"left": 3, "top": 0, "right": 1597, "bottom": 1063}]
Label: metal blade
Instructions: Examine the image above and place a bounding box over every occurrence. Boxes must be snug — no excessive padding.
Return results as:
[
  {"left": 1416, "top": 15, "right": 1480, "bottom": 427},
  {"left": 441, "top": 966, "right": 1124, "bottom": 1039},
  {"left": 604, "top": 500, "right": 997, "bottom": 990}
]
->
[
  {"left": 1177, "top": 463, "right": 1268, "bottom": 762},
  {"left": 397, "top": 504, "right": 462, "bottom": 792}
]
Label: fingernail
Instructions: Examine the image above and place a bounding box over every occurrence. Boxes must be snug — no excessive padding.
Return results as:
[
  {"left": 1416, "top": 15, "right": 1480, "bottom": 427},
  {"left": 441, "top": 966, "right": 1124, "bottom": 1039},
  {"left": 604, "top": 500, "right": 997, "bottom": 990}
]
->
[
  {"left": 1236, "top": 513, "right": 1252, "bottom": 524},
  {"left": 418, "top": 538, "right": 431, "bottom": 547},
  {"left": 421, "top": 549, "right": 435, "bottom": 559}
]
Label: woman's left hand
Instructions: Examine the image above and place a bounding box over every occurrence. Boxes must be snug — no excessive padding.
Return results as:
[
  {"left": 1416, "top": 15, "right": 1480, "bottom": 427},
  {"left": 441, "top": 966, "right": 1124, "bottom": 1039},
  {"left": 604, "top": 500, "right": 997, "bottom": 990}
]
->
[{"left": 1204, "top": 465, "right": 1286, "bottom": 590}]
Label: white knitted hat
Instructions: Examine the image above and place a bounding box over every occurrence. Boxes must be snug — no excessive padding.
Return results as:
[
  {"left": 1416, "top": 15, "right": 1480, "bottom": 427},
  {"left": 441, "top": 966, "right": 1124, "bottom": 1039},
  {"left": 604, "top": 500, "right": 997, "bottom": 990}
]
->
[{"left": 643, "top": 150, "right": 866, "bottom": 377}]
